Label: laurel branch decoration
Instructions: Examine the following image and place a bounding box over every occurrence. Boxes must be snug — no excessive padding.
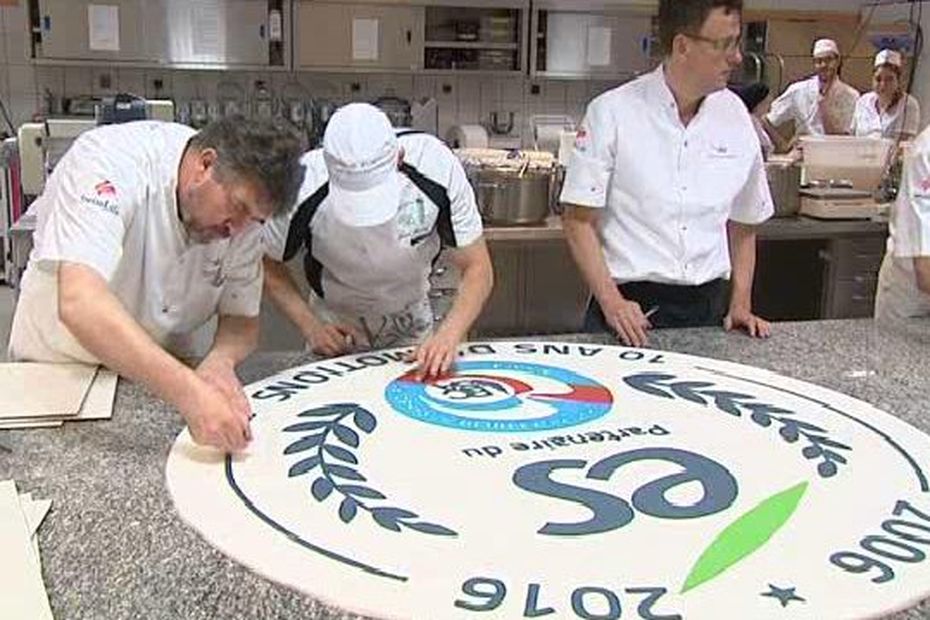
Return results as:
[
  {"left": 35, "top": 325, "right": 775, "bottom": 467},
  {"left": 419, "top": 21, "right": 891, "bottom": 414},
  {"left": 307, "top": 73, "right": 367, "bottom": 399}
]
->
[
  {"left": 623, "top": 373, "right": 850, "bottom": 478},
  {"left": 282, "top": 402, "right": 458, "bottom": 537}
]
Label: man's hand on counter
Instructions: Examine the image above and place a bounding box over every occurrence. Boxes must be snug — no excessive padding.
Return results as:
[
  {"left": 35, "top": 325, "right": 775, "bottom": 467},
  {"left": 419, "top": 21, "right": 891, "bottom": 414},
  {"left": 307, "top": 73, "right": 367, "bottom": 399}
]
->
[
  {"left": 603, "top": 297, "right": 652, "bottom": 348},
  {"left": 723, "top": 306, "right": 772, "bottom": 339}
]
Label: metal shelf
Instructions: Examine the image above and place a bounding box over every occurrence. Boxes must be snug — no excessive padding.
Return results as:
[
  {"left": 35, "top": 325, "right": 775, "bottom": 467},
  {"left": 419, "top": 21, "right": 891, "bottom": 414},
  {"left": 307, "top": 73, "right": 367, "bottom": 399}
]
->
[{"left": 424, "top": 41, "right": 519, "bottom": 50}]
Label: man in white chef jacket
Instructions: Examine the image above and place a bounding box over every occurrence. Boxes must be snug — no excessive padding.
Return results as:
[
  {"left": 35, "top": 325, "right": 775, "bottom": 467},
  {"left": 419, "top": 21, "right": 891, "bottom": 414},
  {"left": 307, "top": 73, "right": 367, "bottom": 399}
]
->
[
  {"left": 874, "top": 124, "right": 930, "bottom": 324},
  {"left": 9, "top": 118, "right": 305, "bottom": 452},
  {"left": 560, "top": 0, "right": 774, "bottom": 348},
  {"left": 763, "top": 38, "right": 860, "bottom": 152},
  {"left": 262, "top": 103, "right": 493, "bottom": 378}
]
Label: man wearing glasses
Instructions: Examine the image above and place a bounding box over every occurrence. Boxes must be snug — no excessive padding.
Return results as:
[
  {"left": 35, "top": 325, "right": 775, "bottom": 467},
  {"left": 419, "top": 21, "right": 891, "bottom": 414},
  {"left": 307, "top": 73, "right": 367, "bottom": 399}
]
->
[
  {"left": 560, "top": 0, "right": 773, "bottom": 348},
  {"left": 763, "top": 38, "right": 860, "bottom": 152}
]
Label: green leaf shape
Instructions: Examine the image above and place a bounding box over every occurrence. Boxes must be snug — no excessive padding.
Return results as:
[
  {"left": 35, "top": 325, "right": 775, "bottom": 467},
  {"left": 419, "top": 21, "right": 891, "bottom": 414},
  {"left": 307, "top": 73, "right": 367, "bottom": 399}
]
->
[{"left": 681, "top": 481, "right": 808, "bottom": 594}]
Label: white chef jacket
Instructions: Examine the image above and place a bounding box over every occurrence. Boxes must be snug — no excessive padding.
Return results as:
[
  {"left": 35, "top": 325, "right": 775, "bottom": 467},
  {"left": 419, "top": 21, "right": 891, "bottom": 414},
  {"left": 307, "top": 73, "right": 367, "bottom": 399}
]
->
[
  {"left": 851, "top": 91, "right": 921, "bottom": 140},
  {"left": 263, "top": 131, "right": 483, "bottom": 348},
  {"left": 9, "top": 121, "right": 264, "bottom": 364},
  {"left": 766, "top": 75, "right": 859, "bottom": 136},
  {"left": 875, "top": 125, "right": 930, "bottom": 323},
  {"left": 559, "top": 65, "right": 774, "bottom": 286}
]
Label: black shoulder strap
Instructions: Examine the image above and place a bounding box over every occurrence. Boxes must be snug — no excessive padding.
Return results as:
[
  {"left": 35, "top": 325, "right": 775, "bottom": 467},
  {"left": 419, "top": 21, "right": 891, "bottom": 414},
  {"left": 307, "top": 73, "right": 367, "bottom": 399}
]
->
[
  {"left": 395, "top": 129, "right": 425, "bottom": 138},
  {"left": 399, "top": 161, "right": 457, "bottom": 248},
  {"left": 283, "top": 183, "right": 328, "bottom": 262},
  {"left": 282, "top": 183, "right": 329, "bottom": 298}
]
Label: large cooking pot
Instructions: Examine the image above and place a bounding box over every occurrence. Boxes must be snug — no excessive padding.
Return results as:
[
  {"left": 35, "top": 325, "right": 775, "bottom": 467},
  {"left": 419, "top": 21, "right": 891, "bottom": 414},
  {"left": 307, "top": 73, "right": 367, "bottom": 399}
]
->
[{"left": 471, "top": 166, "right": 553, "bottom": 225}]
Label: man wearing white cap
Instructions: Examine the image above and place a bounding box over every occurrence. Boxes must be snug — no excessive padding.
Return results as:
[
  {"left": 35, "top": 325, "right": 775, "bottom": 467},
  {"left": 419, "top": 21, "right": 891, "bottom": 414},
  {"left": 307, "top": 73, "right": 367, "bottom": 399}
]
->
[
  {"left": 262, "top": 103, "right": 493, "bottom": 378},
  {"left": 763, "top": 38, "right": 860, "bottom": 151},
  {"left": 851, "top": 49, "right": 921, "bottom": 141}
]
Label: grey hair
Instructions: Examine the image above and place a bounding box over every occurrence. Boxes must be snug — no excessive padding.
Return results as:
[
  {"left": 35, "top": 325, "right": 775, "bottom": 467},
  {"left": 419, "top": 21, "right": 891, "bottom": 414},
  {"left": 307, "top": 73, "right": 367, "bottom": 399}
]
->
[{"left": 189, "top": 116, "right": 306, "bottom": 215}]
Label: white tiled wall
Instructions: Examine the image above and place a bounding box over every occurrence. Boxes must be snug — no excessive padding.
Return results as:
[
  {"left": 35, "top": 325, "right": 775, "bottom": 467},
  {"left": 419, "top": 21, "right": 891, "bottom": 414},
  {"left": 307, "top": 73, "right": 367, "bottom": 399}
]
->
[{"left": 0, "top": 3, "right": 628, "bottom": 147}]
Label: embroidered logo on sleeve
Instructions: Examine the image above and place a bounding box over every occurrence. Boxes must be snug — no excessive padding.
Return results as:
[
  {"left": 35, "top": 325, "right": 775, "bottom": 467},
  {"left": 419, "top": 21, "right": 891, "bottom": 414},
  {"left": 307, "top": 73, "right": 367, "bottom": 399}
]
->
[
  {"left": 574, "top": 128, "right": 590, "bottom": 152},
  {"left": 80, "top": 179, "right": 120, "bottom": 215}
]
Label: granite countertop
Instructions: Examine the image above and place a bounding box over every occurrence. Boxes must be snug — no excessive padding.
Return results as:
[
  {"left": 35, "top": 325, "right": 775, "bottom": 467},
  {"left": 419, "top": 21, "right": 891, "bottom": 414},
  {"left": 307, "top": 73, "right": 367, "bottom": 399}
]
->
[{"left": 2, "top": 319, "right": 930, "bottom": 619}]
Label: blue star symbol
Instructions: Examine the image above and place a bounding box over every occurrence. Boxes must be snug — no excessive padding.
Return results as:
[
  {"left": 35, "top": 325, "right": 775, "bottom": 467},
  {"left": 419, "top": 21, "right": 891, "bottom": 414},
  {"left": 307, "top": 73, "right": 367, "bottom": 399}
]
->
[{"left": 761, "top": 584, "right": 806, "bottom": 608}]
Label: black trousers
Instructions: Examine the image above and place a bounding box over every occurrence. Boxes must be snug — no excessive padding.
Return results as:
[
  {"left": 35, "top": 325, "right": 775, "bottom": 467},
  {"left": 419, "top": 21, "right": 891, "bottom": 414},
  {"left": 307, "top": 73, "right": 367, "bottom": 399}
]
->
[{"left": 584, "top": 279, "right": 728, "bottom": 333}]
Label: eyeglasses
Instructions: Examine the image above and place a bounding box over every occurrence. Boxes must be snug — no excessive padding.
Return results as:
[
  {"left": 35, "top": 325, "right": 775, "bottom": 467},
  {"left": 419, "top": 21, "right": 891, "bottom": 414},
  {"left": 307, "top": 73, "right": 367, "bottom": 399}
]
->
[{"left": 684, "top": 32, "right": 742, "bottom": 53}]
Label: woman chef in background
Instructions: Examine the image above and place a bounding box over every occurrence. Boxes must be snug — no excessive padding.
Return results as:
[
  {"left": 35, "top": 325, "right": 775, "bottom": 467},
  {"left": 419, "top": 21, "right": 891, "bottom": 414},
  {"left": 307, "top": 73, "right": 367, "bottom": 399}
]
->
[{"left": 851, "top": 49, "right": 921, "bottom": 141}]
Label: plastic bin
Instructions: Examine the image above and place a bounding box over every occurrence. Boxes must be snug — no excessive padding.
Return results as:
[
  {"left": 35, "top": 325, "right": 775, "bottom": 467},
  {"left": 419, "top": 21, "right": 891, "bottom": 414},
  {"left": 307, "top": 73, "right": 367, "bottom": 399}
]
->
[{"left": 799, "top": 135, "right": 895, "bottom": 191}]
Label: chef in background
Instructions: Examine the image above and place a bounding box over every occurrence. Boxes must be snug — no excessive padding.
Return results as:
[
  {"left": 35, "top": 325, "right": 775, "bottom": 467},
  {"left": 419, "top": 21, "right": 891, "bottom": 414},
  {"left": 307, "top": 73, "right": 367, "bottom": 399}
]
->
[
  {"left": 9, "top": 117, "right": 305, "bottom": 453},
  {"left": 763, "top": 38, "right": 859, "bottom": 152},
  {"left": 560, "top": 0, "right": 773, "bottom": 348},
  {"left": 851, "top": 49, "right": 921, "bottom": 141},
  {"left": 874, "top": 124, "right": 930, "bottom": 325},
  {"left": 262, "top": 103, "right": 493, "bottom": 378}
]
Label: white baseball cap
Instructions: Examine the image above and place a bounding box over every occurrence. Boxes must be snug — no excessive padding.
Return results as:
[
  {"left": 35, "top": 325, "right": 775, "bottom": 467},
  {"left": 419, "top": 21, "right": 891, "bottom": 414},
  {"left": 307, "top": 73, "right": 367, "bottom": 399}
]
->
[
  {"left": 322, "top": 103, "right": 402, "bottom": 227},
  {"left": 875, "top": 49, "right": 903, "bottom": 68},
  {"left": 812, "top": 38, "right": 840, "bottom": 58}
]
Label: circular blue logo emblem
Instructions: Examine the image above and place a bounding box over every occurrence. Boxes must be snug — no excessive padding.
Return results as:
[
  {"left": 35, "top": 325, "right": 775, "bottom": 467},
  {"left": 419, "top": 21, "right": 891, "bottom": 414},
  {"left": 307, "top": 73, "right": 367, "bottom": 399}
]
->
[{"left": 384, "top": 361, "right": 613, "bottom": 432}]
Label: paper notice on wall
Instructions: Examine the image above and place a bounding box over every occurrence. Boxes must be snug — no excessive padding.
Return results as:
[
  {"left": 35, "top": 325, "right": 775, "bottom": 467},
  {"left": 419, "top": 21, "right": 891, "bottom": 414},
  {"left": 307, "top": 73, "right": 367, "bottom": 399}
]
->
[
  {"left": 587, "top": 26, "right": 612, "bottom": 67},
  {"left": 192, "top": 3, "right": 223, "bottom": 57},
  {"left": 352, "top": 18, "right": 379, "bottom": 61},
  {"left": 88, "top": 4, "right": 120, "bottom": 52}
]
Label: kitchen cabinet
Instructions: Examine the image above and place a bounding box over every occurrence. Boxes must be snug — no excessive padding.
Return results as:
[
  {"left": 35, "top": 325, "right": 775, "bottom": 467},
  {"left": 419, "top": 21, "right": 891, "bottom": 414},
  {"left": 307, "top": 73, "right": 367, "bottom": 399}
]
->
[
  {"left": 821, "top": 235, "right": 886, "bottom": 319},
  {"left": 422, "top": 3, "right": 528, "bottom": 74},
  {"left": 294, "top": 1, "right": 528, "bottom": 74},
  {"left": 753, "top": 221, "right": 888, "bottom": 321},
  {"left": 530, "top": 0, "right": 655, "bottom": 79},
  {"left": 147, "top": 0, "right": 282, "bottom": 68},
  {"left": 34, "top": 0, "right": 288, "bottom": 69},
  {"left": 37, "top": 0, "right": 150, "bottom": 62},
  {"left": 294, "top": 1, "right": 423, "bottom": 71},
  {"left": 430, "top": 239, "right": 588, "bottom": 337}
]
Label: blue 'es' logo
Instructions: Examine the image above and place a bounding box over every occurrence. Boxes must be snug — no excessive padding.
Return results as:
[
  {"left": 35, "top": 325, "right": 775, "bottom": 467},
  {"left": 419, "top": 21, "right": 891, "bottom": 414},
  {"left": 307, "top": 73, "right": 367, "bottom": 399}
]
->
[{"left": 384, "top": 361, "right": 613, "bottom": 432}]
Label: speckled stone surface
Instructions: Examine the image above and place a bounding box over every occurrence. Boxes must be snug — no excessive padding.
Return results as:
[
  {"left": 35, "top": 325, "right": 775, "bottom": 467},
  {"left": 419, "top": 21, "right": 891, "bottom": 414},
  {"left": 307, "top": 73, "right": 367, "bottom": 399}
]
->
[{"left": 1, "top": 319, "right": 929, "bottom": 620}]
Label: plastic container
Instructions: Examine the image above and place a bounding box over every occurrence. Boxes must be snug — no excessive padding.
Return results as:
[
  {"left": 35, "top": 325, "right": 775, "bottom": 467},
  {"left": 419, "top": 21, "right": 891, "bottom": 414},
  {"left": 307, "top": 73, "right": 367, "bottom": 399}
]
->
[{"left": 799, "top": 135, "right": 895, "bottom": 191}]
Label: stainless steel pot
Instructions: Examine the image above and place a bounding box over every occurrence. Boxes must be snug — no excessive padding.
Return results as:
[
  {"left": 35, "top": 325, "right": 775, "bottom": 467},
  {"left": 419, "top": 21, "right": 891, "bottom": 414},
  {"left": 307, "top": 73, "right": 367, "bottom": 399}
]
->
[{"left": 472, "top": 166, "right": 552, "bottom": 226}]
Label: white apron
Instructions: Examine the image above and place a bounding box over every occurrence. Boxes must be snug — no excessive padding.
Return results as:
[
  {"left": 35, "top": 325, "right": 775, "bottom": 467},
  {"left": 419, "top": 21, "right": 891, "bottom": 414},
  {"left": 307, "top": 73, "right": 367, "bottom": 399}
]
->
[
  {"left": 310, "top": 195, "right": 441, "bottom": 349},
  {"left": 874, "top": 251, "right": 930, "bottom": 324}
]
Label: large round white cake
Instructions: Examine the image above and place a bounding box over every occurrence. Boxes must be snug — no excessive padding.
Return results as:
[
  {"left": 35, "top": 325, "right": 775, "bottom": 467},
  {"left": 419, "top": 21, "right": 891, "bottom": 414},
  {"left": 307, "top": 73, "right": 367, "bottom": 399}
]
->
[{"left": 167, "top": 341, "right": 930, "bottom": 619}]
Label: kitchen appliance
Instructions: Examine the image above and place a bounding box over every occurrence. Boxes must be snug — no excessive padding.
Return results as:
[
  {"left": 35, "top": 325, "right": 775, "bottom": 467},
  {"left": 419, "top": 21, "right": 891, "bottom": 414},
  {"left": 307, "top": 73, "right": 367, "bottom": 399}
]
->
[
  {"left": 531, "top": 114, "right": 575, "bottom": 156},
  {"left": 799, "top": 136, "right": 895, "bottom": 192},
  {"left": 217, "top": 80, "right": 247, "bottom": 118},
  {"left": 485, "top": 111, "right": 521, "bottom": 149},
  {"left": 251, "top": 80, "right": 275, "bottom": 119},
  {"left": 446, "top": 124, "right": 489, "bottom": 149},
  {"left": 0, "top": 138, "right": 21, "bottom": 283},
  {"left": 765, "top": 158, "right": 801, "bottom": 217},
  {"left": 279, "top": 79, "right": 314, "bottom": 144},
  {"left": 17, "top": 98, "right": 174, "bottom": 198},
  {"left": 488, "top": 111, "right": 515, "bottom": 135},
  {"left": 799, "top": 188, "right": 886, "bottom": 220},
  {"left": 309, "top": 99, "right": 338, "bottom": 147},
  {"left": 457, "top": 149, "right": 558, "bottom": 226},
  {"left": 372, "top": 94, "right": 412, "bottom": 128}
]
